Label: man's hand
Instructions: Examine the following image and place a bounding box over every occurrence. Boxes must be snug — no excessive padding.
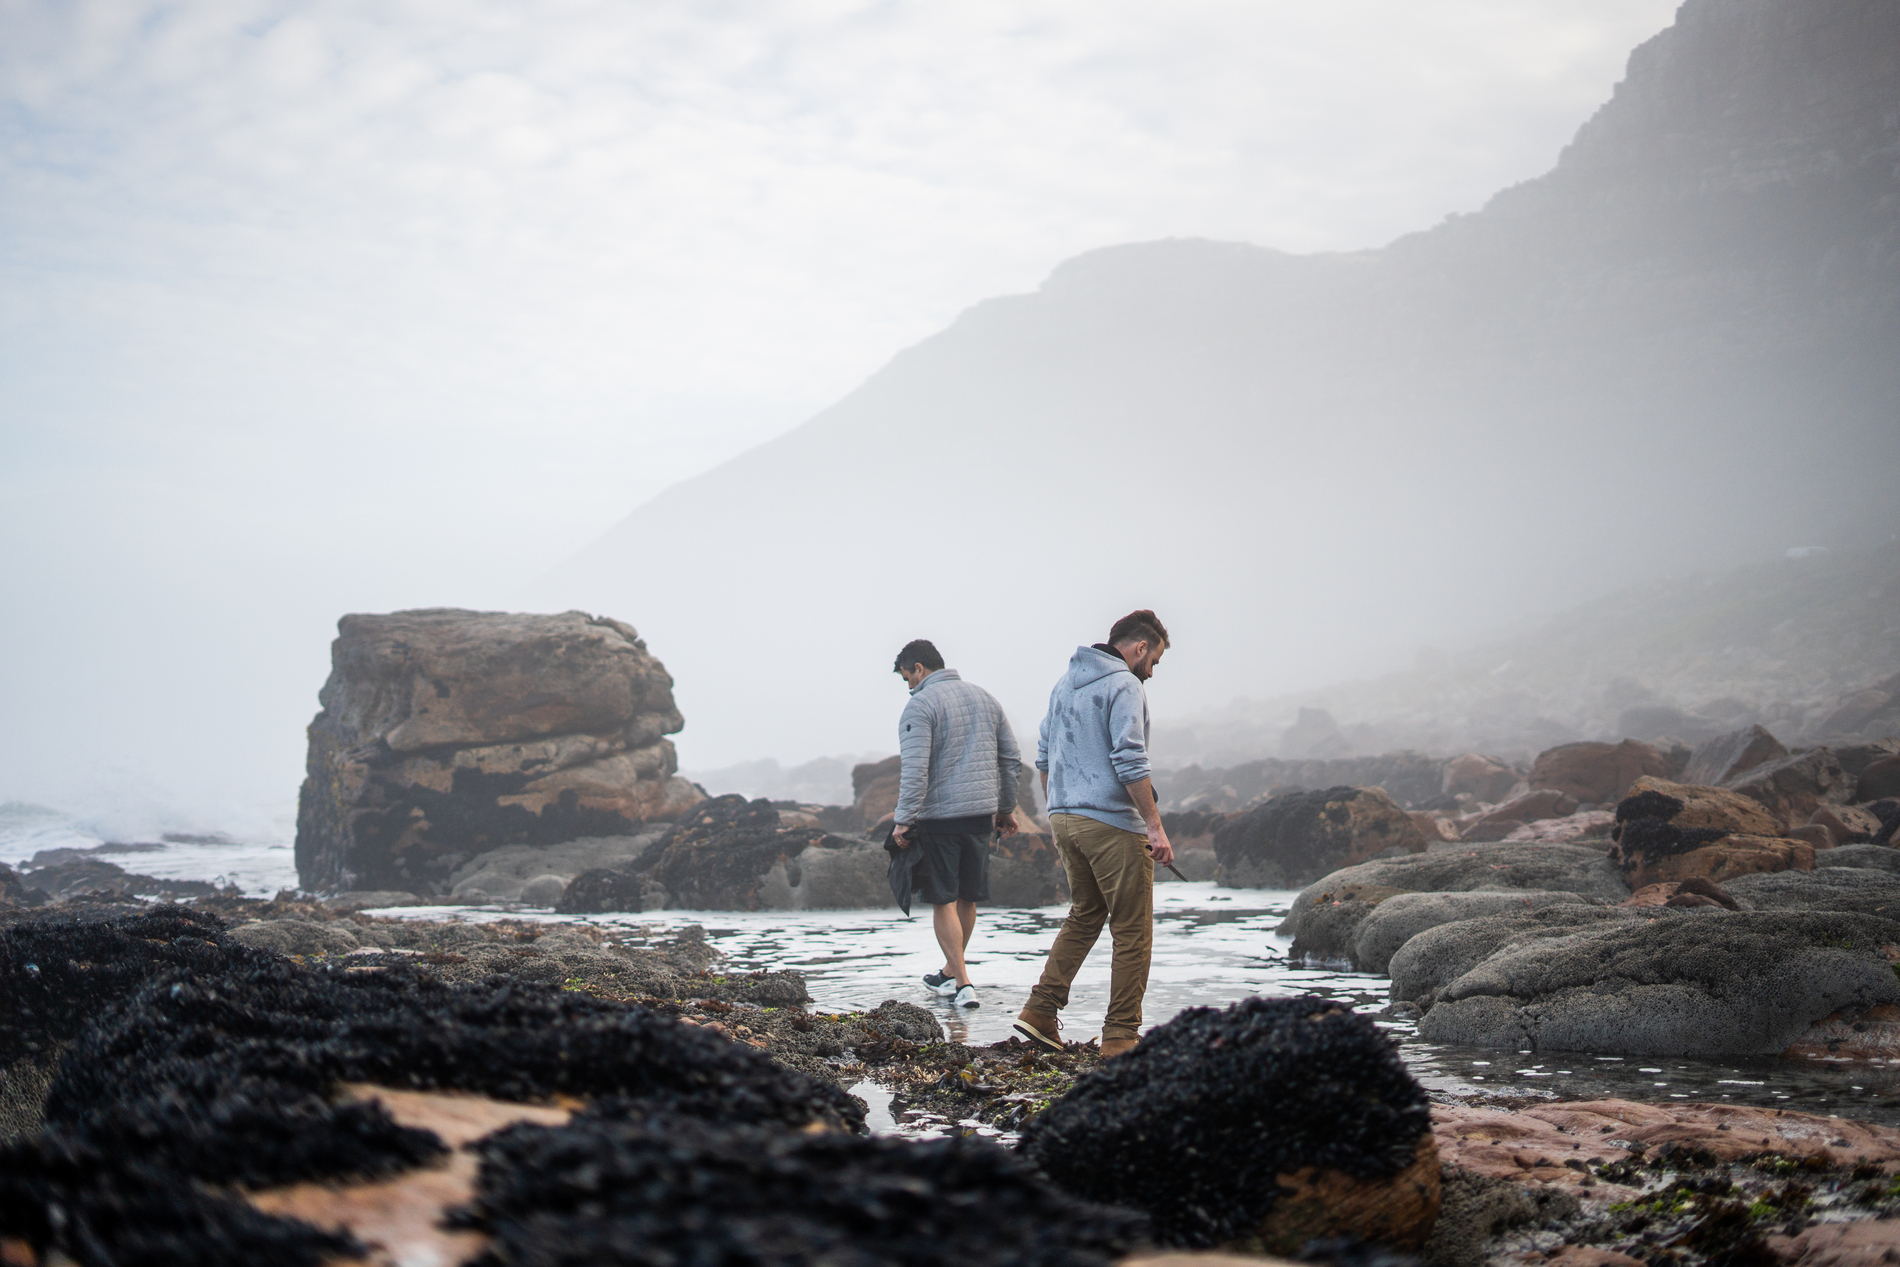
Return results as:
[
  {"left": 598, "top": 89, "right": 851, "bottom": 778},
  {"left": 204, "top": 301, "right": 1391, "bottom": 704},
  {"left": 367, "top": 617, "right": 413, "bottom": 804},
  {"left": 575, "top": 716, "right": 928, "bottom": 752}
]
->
[
  {"left": 1144, "top": 820, "right": 1174, "bottom": 867},
  {"left": 994, "top": 810, "right": 1020, "bottom": 836},
  {"left": 893, "top": 823, "right": 913, "bottom": 848}
]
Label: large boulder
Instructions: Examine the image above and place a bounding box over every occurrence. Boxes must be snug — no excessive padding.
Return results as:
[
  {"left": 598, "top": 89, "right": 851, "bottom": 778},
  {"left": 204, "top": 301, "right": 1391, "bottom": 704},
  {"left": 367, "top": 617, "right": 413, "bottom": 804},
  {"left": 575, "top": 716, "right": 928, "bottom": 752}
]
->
[
  {"left": 1820, "top": 843, "right": 1900, "bottom": 873},
  {"left": 1281, "top": 843, "right": 1629, "bottom": 944},
  {"left": 1340, "top": 890, "right": 1595, "bottom": 974},
  {"left": 1607, "top": 776, "right": 1796, "bottom": 886},
  {"left": 1680, "top": 724, "right": 1788, "bottom": 787},
  {"left": 1725, "top": 748, "right": 1853, "bottom": 824},
  {"left": 1387, "top": 905, "right": 1663, "bottom": 1006},
  {"left": 1021, "top": 997, "right": 1438, "bottom": 1253},
  {"left": 1527, "top": 740, "right": 1676, "bottom": 804},
  {"left": 1861, "top": 756, "right": 1900, "bottom": 802},
  {"left": 1414, "top": 911, "right": 1900, "bottom": 1055},
  {"left": 986, "top": 831, "right": 1070, "bottom": 906},
  {"left": 1723, "top": 867, "right": 1900, "bottom": 918},
  {"left": 1213, "top": 786, "right": 1426, "bottom": 889},
  {"left": 295, "top": 610, "right": 703, "bottom": 894},
  {"left": 1440, "top": 754, "right": 1521, "bottom": 803}
]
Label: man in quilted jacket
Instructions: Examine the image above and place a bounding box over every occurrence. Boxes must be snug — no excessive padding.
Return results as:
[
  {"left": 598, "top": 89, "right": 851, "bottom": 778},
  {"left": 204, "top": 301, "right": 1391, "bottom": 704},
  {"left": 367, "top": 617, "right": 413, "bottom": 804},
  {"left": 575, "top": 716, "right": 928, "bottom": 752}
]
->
[{"left": 892, "top": 639, "right": 1022, "bottom": 1008}]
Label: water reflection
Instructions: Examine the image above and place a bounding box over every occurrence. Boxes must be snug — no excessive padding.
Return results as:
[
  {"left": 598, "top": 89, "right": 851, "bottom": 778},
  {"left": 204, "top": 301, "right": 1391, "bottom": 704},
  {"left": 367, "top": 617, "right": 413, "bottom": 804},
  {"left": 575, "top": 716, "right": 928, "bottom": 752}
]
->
[{"left": 386, "top": 882, "right": 1900, "bottom": 1127}]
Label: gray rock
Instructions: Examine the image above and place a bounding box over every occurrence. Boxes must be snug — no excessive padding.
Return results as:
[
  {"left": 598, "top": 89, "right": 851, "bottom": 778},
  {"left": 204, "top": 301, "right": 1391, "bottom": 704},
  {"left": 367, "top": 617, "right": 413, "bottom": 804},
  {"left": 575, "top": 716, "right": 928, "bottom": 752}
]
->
[
  {"left": 517, "top": 875, "right": 570, "bottom": 906},
  {"left": 1282, "top": 843, "right": 1628, "bottom": 942},
  {"left": 1818, "top": 844, "right": 1900, "bottom": 873},
  {"left": 323, "top": 890, "right": 422, "bottom": 911},
  {"left": 448, "top": 833, "right": 663, "bottom": 902},
  {"left": 1723, "top": 867, "right": 1900, "bottom": 917},
  {"left": 1387, "top": 905, "right": 1658, "bottom": 1004},
  {"left": 1416, "top": 911, "right": 1900, "bottom": 1055},
  {"left": 1347, "top": 890, "right": 1593, "bottom": 974},
  {"left": 228, "top": 918, "right": 362, "bottom": 957}
]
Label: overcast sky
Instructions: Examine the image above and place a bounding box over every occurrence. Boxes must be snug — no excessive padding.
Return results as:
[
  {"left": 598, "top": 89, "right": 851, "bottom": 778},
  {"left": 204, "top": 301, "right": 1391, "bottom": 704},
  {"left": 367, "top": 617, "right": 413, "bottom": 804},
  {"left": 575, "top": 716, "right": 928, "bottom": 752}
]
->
[{"left": 0, "top": 0, "right": 1681, "bottom": 822}]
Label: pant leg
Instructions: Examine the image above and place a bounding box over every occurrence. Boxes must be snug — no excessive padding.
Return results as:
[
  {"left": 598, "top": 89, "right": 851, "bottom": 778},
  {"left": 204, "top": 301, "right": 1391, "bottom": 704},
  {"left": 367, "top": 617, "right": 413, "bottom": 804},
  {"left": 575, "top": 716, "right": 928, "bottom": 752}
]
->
[
  {"left": 1065, "top": 817, "right": 1154, "bottom": 1042},
  {"left": 1025, "top": 814, "right": 1109, "bottom": 1016}
]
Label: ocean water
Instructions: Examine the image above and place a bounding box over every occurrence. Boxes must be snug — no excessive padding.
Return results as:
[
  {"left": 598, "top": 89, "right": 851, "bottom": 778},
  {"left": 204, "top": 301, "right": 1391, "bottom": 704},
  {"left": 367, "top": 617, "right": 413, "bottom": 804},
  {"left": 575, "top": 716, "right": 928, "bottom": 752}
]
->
[{"left": 8, "top": 805, "right": 1899, "bottom": 1126}]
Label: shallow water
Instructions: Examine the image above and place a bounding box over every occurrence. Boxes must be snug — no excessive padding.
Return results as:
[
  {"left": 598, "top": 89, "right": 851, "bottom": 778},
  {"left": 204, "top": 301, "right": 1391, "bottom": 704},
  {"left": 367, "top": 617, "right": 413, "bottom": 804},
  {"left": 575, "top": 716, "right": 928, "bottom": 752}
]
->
[{"left": 8, "top": 813, "right": 1899, "bottom": 1128}]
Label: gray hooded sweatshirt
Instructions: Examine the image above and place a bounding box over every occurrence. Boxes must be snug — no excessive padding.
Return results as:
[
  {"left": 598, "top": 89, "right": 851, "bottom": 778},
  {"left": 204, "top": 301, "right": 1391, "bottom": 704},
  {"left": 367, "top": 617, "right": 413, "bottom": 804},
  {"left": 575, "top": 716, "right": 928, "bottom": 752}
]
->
[{"left": 1036, "top": 646, "right": 1151, "bottom": 834}]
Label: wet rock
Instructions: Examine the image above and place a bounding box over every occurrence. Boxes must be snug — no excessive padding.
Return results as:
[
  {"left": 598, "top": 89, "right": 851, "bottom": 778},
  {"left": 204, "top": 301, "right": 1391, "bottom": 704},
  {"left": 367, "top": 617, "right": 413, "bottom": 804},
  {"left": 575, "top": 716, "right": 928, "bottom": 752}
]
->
[
  {"left": 1415, "top": 910, "right": 1900, "bottom": 1054},
  {"left": 1423, "top": 1167, "right": 1583, "bottom": 1267},
  {"left": 625, "top": 795, "right": 870, "bottom": 911},
  {"left": 295, "top": 609, "right": 704, "bottom": 895},
  {"left": 1782, "top": 1002, "right": 1900, "bottom": 1060},
  {"left": 1723, "top": 866, "right": 1900, "bottom": 917},
  {"left": 1528, "top": 740, "right": 1676, "bottom": 804},
  {"left": 1334, "top": 890, "right": 1594, "bottom": 973},
  {"left": 1410, "top": 811, "right": 1460, "bottom": 843},
  {"left": 1386, "top": 905, "right": 1660, "bottom": 1006},
  {"left": 322, "top": 890, "right": 423, "bottom": 910},
  {"left": 448, "top": 832, "right": 664, "bottom": 902},
  {"left": 0, "top": 862, "right": 41, "bottom": 907},
  {"left": 986, "top": 831, "right": 1070, "bottom": 906},
  {"left": 1441, "top": 754, "right": 1522, "bottom": 803},
  {"left": 21, "top": 856, "right": 226, "bottom": 902},
  {"left": 1214, "top": 786, "right": 1428, "bottom": 889},
  {"left": 1768, "top": 1219, "right": 1900, "bottom": 1267},
  {"left": 1281, "top": 843, "right": 1629, "bottom": 944},
  {"left": 1021, "top": 996, "right": 1437, "bottom": 1251},
  {"left": 457, "top": 1107, "right": 1144, "bottom": 1267},
  {"left": 1461, "top": 790, "right": 1581, "bottom": 840},
  {"left": 557, "top": 866, "right": 665, "bottom": 913},
  {"left": 1681, "top": 724, "right": 1789, "bottom": 787},
  {"left": 1726, "top": 748, "right": 1853, "bottom": 824}
]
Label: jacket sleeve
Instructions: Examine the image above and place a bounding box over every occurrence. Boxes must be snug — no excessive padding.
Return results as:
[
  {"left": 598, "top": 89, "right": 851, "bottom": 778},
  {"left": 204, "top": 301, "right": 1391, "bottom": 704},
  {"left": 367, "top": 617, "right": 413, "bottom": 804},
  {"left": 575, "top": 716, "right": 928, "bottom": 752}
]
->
[
  {"left": 1106, "top": 679, "right": 1151, "bottom": 787},
  {"left": 996, "top": 705, "right": 1022, "bottom": 816},
  {"left": 895, "top": 696, "right": 932, "bottom": 824}
]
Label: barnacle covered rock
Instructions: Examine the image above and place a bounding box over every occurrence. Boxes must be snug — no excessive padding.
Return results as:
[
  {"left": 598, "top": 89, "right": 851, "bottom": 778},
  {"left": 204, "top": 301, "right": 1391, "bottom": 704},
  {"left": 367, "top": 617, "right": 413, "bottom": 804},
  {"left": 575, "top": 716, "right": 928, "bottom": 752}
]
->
[{"left": 1020, "top": 996, "right": 1437, "bottom": 1252}]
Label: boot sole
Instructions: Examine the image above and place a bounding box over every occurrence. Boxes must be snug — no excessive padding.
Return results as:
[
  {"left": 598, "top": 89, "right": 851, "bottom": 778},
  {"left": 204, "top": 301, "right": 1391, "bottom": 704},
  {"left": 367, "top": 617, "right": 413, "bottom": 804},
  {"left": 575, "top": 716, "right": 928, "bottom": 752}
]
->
[{"left": 1011, "top": 1019, "right": 1064, "bottom": 1051}]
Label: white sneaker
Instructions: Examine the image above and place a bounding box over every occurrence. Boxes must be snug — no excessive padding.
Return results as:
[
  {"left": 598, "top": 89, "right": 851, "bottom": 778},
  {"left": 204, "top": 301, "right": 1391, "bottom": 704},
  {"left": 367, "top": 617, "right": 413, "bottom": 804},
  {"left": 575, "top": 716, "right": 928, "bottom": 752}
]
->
[
  {"left": 953, "top": 984, "right": 980, "bottom": 1008},
  {"left": 922, "top": 971, "right": 959, "bottom": 997}
]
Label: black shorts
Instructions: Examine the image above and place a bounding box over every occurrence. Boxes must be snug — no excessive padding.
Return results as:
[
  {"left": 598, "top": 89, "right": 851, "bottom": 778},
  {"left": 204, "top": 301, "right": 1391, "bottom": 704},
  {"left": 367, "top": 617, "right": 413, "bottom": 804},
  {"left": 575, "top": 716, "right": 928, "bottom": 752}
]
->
[{"left": 912, "top": 818, "right": 992, "bottom": 905}]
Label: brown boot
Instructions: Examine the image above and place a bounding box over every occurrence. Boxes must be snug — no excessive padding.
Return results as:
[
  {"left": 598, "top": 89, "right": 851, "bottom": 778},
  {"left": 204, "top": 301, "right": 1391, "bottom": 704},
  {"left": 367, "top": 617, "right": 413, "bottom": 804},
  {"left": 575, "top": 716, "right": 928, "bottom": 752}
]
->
[
  {"left": 1099, "top": 1036, "right": 1140, "bottom": 1059},
  {"left": 1012, "top": 1009, "right": 1063, "bottom": 1052}
]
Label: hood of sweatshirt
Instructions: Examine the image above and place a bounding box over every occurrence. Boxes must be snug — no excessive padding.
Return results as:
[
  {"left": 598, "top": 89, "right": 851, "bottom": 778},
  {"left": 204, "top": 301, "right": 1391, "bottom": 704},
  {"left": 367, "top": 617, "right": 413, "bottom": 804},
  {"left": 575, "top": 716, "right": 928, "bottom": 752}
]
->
[{"left": 1063, "top": 645, "right": 1132, "bottom": 690}]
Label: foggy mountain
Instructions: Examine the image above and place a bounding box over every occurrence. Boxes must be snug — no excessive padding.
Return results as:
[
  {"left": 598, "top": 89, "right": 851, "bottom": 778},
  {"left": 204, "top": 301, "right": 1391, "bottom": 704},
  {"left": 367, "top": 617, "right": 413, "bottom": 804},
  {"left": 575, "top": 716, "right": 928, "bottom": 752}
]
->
[
  {"left": 535, "top": 0, "right": 1900, "bottom": 769},
  {"left": 1153, "top": 545, "right": 1900, "bottom": 769}
]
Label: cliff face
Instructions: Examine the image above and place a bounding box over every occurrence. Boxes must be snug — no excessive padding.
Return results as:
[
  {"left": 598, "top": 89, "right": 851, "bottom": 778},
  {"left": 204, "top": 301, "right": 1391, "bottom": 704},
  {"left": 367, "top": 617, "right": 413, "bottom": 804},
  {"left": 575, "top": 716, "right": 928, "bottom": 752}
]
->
[{"left": 536, "top": 0, "right": 1900, "bottom": 764}]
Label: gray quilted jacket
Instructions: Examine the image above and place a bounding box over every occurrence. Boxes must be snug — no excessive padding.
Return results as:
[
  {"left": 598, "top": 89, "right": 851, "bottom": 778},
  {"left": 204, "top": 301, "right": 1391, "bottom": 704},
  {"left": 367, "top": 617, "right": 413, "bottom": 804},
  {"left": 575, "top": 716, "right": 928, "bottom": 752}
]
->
[{"left": 896, "top": 670, "right": 1022, "bottom": 824}]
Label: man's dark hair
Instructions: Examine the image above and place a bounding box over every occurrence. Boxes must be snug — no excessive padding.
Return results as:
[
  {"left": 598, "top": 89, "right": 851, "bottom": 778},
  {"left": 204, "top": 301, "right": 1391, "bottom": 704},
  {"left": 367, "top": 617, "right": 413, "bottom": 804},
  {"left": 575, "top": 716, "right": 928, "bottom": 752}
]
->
[
  {"left": 893, "top": 639, "right": 945, "bottom": 673},
  {"left": 1108, "top": 610, "right": 1169, "bottom": 650}
]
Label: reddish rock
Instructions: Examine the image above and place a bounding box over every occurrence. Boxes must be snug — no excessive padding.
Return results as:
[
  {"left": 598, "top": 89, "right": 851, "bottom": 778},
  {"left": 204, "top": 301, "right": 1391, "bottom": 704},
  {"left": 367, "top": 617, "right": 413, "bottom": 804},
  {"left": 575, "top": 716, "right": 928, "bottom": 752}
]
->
[
  {"left": 1784, "top": 1002, "right": 1900, "bottom": 1061},
  {"left": 1529, "top": 740, "right": 1675, "bottom": 804},
  {"left": 1727, "top": 748, "right": 1852, "bottom": 825},
  {"left": 1789, "top": 824, "right": 1839, "bottom": 851},
  {"left": 1213, "top": 786, "right": 1428, "bottom": 888},
  {"left": 1462, "top": 790, "right": 1582, "bottom": 842},
  {"left": 1503, "top": 811, "right": 1616, "bottom": 844},
  {"left": 1811, "top": 805, "right": 1885, "bottom": 844},
  {"left": 1442, "top": 753, "right": 1522, "bottom": 803},
  {"left": 851, "top": 756, "right": 902, "bottom": 831},
  {"left": 1621, "top": 876, "right": 1739, "bottom": 909},
  {"left": 1861, "top": 756, "right": 1900, "bottom": 803},
  {"left": 1767, "top": 1220, "right": 1900, "bottom": 1267},
  {"left": 1250, "top": 1135, "right": 1441, "bottom": 1255},
  {"left": 1681, "top": 724, "right": 1788, "bottom": 787},
  {"left": 1620, "top": 776, "right": 1788, "bottom": 837},
  {"left": 1621, "top": 833, "right": 1814, "bottom": 889},
  {"left": 1409, "top": 811, "right": 1458, "bottom": 842}
]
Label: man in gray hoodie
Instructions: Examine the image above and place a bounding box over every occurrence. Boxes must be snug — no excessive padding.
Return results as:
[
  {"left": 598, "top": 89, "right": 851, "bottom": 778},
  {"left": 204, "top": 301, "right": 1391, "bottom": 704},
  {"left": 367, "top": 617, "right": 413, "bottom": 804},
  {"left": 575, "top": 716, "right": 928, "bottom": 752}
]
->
[
  {"left": 891, "top": 639, "right": 1022, "bottom": 1009},
  {"left": 1013, "top": 610, "right": 1174, "bottom": 1058}
]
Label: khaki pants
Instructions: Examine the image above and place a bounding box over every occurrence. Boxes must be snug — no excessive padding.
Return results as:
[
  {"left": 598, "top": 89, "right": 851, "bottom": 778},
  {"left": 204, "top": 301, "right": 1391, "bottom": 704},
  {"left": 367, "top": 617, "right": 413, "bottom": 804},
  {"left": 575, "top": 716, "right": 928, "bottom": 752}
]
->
[{"left": 1026, "top": 813, "right": 1154, "bottom": 1042}]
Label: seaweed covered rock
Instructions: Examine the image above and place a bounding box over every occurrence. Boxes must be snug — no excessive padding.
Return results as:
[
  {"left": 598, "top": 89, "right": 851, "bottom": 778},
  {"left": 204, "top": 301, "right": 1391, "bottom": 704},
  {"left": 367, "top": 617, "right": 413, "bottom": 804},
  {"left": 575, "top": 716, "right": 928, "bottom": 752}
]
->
[
  {"left": 1415, "top": 911, "right": 1900, "bottom": 1054},
  {"left": 1214, "top": 787, "right": 1427, "bottom": 889},
  {"left": 1280, "top": 843, "right": 1628, "bottom": 945},
  {"left": 455, "top": 1108, "right": 1144, "bottom": 1267},
  {"left": 0, "top": 911, "right": 861, "bottom": 1266},
  {"left": 295, "top": 609, "right": 705, "bottom": 895},
  {"left": 1021, "top": 996, "right": 1437, "bottom": 1252},
  {"left": 1821, "top": 843, "right": 1900, "bottom": 873},
  {"left": 18, "top": 855, "right": 229, "bottom": 902},
  {"left": 1609, "top": 776, "right": 1811, "bottom": 886}
]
